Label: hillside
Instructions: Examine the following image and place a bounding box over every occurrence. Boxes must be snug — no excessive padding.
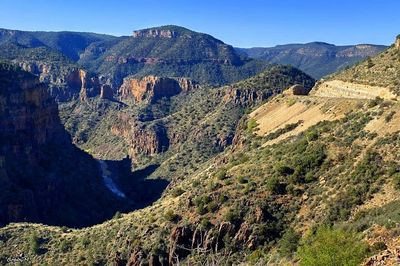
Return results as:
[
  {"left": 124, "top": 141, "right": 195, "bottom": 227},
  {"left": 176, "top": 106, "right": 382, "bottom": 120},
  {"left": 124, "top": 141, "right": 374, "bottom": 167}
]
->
[
  {"left": 0, "top": 28, "right": 116, "bottom": 61},
  {"left": 77, "top": 25, "right": 267, "bottom": 87},
  {"left": 237, "top": 42, "right": 386, "bottom": 79},
  {"left": 0, "top": 36, "right": 399, "bottom": 265},
  {"left": 322, "top": 35, "right": 400, "bottom": 95}
]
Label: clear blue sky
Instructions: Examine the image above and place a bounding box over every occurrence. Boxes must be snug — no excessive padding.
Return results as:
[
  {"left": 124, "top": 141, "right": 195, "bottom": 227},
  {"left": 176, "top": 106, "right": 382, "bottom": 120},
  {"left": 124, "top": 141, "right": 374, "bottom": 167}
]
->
[{"left": 0, "top": 0, "right": 399, "bottom": 47}]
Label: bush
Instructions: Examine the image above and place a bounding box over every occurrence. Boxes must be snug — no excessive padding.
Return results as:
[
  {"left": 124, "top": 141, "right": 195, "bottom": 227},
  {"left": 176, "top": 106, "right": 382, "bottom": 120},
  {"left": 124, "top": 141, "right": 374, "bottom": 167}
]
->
[
  {"left": 297, "top": 226, "right": 368, "bottom": 266},
  {"left": 247, "top": 118, "right": 258, "bottom": 132},
  {"left": 393, "top": 173, "right": 400, "bottom": 189},
  {"left": 113, "top": 211, "right": 122, "bottom": 219},
  {"left": 215, "top": 169, "right": 227, "bottom": 180},
  {"left": 171, "top": 187, "right": 185, "bottom": 197},
  {"left": 266, "top": 176, "right": 286, "bottom": 194},
  {"left": 59, "top": 239, "right": 72, "bottom": 253},
  {"left": 278, "top": 228, "right": 300, "bottom": 257},
  {"left": 164, "top": 210, "right": 180, "bottom": 222},
  {"left": 27, "top": 233, "right": 40, "bottom": 254}
]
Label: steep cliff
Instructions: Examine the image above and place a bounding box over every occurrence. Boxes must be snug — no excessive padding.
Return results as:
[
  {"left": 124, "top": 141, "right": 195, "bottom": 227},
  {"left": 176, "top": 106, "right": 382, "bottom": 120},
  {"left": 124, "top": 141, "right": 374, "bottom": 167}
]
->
[
  {"left": 119, "top": 75, "right": 199, "bottom": 103},
  {"left": 0, "top": 42, "right": 112, "bottom": 102},
  {"left": 0, "top": 63, "right": 129, "bottom": 227}
]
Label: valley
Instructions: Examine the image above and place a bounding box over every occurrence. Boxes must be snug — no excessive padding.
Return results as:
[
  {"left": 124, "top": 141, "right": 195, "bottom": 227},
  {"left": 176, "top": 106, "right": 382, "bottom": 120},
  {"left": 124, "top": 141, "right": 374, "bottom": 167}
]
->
[{"left": 0, "top": 20, "right": 399, "bottom": 266}]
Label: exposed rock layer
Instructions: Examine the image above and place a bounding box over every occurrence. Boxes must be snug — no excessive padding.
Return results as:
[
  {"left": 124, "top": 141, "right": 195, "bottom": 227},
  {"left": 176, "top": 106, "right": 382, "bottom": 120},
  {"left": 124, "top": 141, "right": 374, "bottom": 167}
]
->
[{"left": 119, "top": 75, "right": 198, "bottom": 103}]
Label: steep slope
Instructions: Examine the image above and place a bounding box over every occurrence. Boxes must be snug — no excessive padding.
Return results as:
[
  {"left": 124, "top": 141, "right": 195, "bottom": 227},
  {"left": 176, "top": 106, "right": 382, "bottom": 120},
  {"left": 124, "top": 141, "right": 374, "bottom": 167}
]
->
[
  {"left": 78, "top": 25, "right": 267, "bottom": 87},
  {"left": 238, "top": 42, "right": 386, "bottom": 79},
  {"left": 0, "top": 63, "right": 132, "bottom": 227}
]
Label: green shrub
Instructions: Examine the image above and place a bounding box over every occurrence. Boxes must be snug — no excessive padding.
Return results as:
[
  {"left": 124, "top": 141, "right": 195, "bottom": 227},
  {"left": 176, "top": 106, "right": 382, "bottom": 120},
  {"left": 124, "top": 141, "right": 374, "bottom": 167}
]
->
[
  {"left": 164, "top": 210, "right": 180, "bottom": 222},
  {"left": 113, "top": 211, "right": 122, "bottom": 219},
  {"left": 278, "top": 228, "right": 300, "bottom": 257},
  {"left": 59, "top": 239, "right": 72, "bottom": 253},
  {"left": 297, "top": 226, "right": 368, "bottom": 266},
  {"left": 393, "top": 173, "right": 400, "bottom": 189},
  {"left": 266, "top": 176, "right": 286, "bottom": 194},
  {"left": 27, "top": 233, "right": 40, "bottom": 254},
  {"left": 215, "top": 169, "right": 228, "bottom": 180},
  {"left": 247, "top": 118, "right": 258, "bottom": 132},
  {"left": 171, "top": 187, "right": 185, "bottom": 197}
]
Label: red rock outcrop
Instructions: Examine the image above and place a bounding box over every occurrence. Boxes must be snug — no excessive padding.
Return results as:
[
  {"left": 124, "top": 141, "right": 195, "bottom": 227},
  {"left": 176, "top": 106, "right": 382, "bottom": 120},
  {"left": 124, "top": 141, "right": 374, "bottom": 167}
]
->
[{"left": 119, "top": 76, "right": 198, "bottom": 103}]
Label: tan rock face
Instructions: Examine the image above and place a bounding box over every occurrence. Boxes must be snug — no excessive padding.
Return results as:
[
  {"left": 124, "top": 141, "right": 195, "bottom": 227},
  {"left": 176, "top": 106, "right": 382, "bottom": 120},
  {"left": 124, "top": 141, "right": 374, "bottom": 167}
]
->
[
  {"left": 395, "top": 35, "right": 400, "bottom": 49},
  {"left": 119, "top": 76, "right": 198, "bottom": 103},
  {"left": 133, "top": 29, "right": 176, "bottom": 38},
  {"left": 16, "top": 61, "right": 114, "bottom": 102},
  {"left": 111, "top": 114, "right": 169, "bottom": 161},
  {"left": 310, "top": 80, "right": 398, "bottom": 100},
  {"left": 283, "top": 84, "right": 310, "bottom": 96}
]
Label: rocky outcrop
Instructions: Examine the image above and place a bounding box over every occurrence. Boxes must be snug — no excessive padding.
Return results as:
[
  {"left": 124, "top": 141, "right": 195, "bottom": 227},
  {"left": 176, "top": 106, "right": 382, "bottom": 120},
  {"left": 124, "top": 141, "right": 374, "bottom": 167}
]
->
[
  {"left": 284, "top": 84, "right": 310, "bottom": 96},
  {"left": 133, "top": 29, "right": 177, "bottom": 38},
  {"left": 16, "top": 61, "right": 112, "bottom": 102},
  {"left": 310, "top": 80, "right": 398, "bottom": 100},
  {"left": 111, "top": 114, "right": 169, "bottom": 160},
  {"left": 396, "top": 35, "right": 400, "bottom": 49},
  {"left": 223, "top": 87, "right": 273, "bottom": 107},
  {"left": 119, "top": 76, "right": 198, "bottom": 103}
]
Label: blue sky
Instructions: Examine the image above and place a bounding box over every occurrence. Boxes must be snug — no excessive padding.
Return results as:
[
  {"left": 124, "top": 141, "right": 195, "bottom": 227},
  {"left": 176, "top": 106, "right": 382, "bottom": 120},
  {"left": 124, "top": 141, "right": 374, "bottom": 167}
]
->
[{"left": 0, "top": 0, "right": 399, "bottom": 47}]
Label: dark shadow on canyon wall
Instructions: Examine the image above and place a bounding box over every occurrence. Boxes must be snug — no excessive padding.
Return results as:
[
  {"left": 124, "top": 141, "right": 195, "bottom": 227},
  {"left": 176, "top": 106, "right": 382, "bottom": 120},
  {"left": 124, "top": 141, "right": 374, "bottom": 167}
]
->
[{"left": 106, "top": 158, "right": 169, "bottom": 210}]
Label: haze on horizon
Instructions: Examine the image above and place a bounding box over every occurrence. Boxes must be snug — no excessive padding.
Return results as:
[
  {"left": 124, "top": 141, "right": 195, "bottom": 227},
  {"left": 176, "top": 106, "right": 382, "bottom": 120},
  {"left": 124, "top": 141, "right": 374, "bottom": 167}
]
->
[{"left": 0, "top": 0, "right": 399, "bottom": 47}]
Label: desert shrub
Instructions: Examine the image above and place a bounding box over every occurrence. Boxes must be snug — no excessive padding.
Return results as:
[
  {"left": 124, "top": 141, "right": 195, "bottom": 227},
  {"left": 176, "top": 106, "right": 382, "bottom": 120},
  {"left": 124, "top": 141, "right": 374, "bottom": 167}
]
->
[
  {"left": 215, "top": 169, "right": 228, "bottom": 180},
  {"left": 275, "top": 164, "right": 294, "bottom": 176},
  {"left": 393, "top": 173, "right": 400, "bottom": 189},
  {"left": 237, "top": 176, "right": 248, "bottom": 184},
  {"left": 368, "top": 97, "right": 383, "bottom": 108},
  {"left": 164, "top": 210, "right": 180, "bottom": 222},
  {"left": 278, "top": 228, "right": 300, "bottom": 257},
  {"left": 171, "top": 187, "right": 185, "bottom": 197},
  {"left": 266, "top": 176, "right": 286, "bottom": 194},
  {"left": 297, "top": 226, "right": 368, "bottom": 266},
  {"left": 59, "top": 239, "right": 72, "bottom": 253},
  {"left": 385, "top": 111, "right": 396, "bottom": 122},
  {"left": 113, "top": 211, "right": 122, "bottom": 219},
  {"left": 27, "top": 233, "right": 40, "bottom": 254},
  {"left": 247, "top": 118, "right": 258, "bottom": 132},
  {"left": 224, "top": 208, "right": 242, "bottom": 225},
  {"left": 199, "top": 217, "right": 212, "bottom": 229}
]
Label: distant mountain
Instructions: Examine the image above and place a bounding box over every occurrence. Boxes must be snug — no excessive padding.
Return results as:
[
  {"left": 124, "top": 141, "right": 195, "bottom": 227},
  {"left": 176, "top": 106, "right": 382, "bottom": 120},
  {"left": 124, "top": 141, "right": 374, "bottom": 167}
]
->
[
  {"left": 0, "top": 28, "right": 116, "bottom": 61},
  {"left": 237, "top": 42, "right": 387, "bottom": 79},
  {"left": 78, "top": 25, "right": 267, "bottom": 87},
  {"left": 0, "top": 26, "right": 268, "bottom": 100},
  {"left": 325, "top": 35, "right": 400, "bottom": 95}
]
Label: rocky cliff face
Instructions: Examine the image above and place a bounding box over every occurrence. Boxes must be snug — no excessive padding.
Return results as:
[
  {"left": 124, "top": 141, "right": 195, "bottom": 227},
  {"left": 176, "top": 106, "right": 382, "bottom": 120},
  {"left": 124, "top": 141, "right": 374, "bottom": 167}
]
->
[
  {"left": 15, "top": 61, "right": 111, "bottom": 102},
  {"left": 133, "top": 29, "right": 177, "bottom": 38},
  {"left": 111, "top": 114, "right": 169, "bottom": 161},
  {"left": 119, "top": 75, "right": 198, "bottom": 103},
  {"left": 0, "top": 64, "right": 128, "bottom": 227}
]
